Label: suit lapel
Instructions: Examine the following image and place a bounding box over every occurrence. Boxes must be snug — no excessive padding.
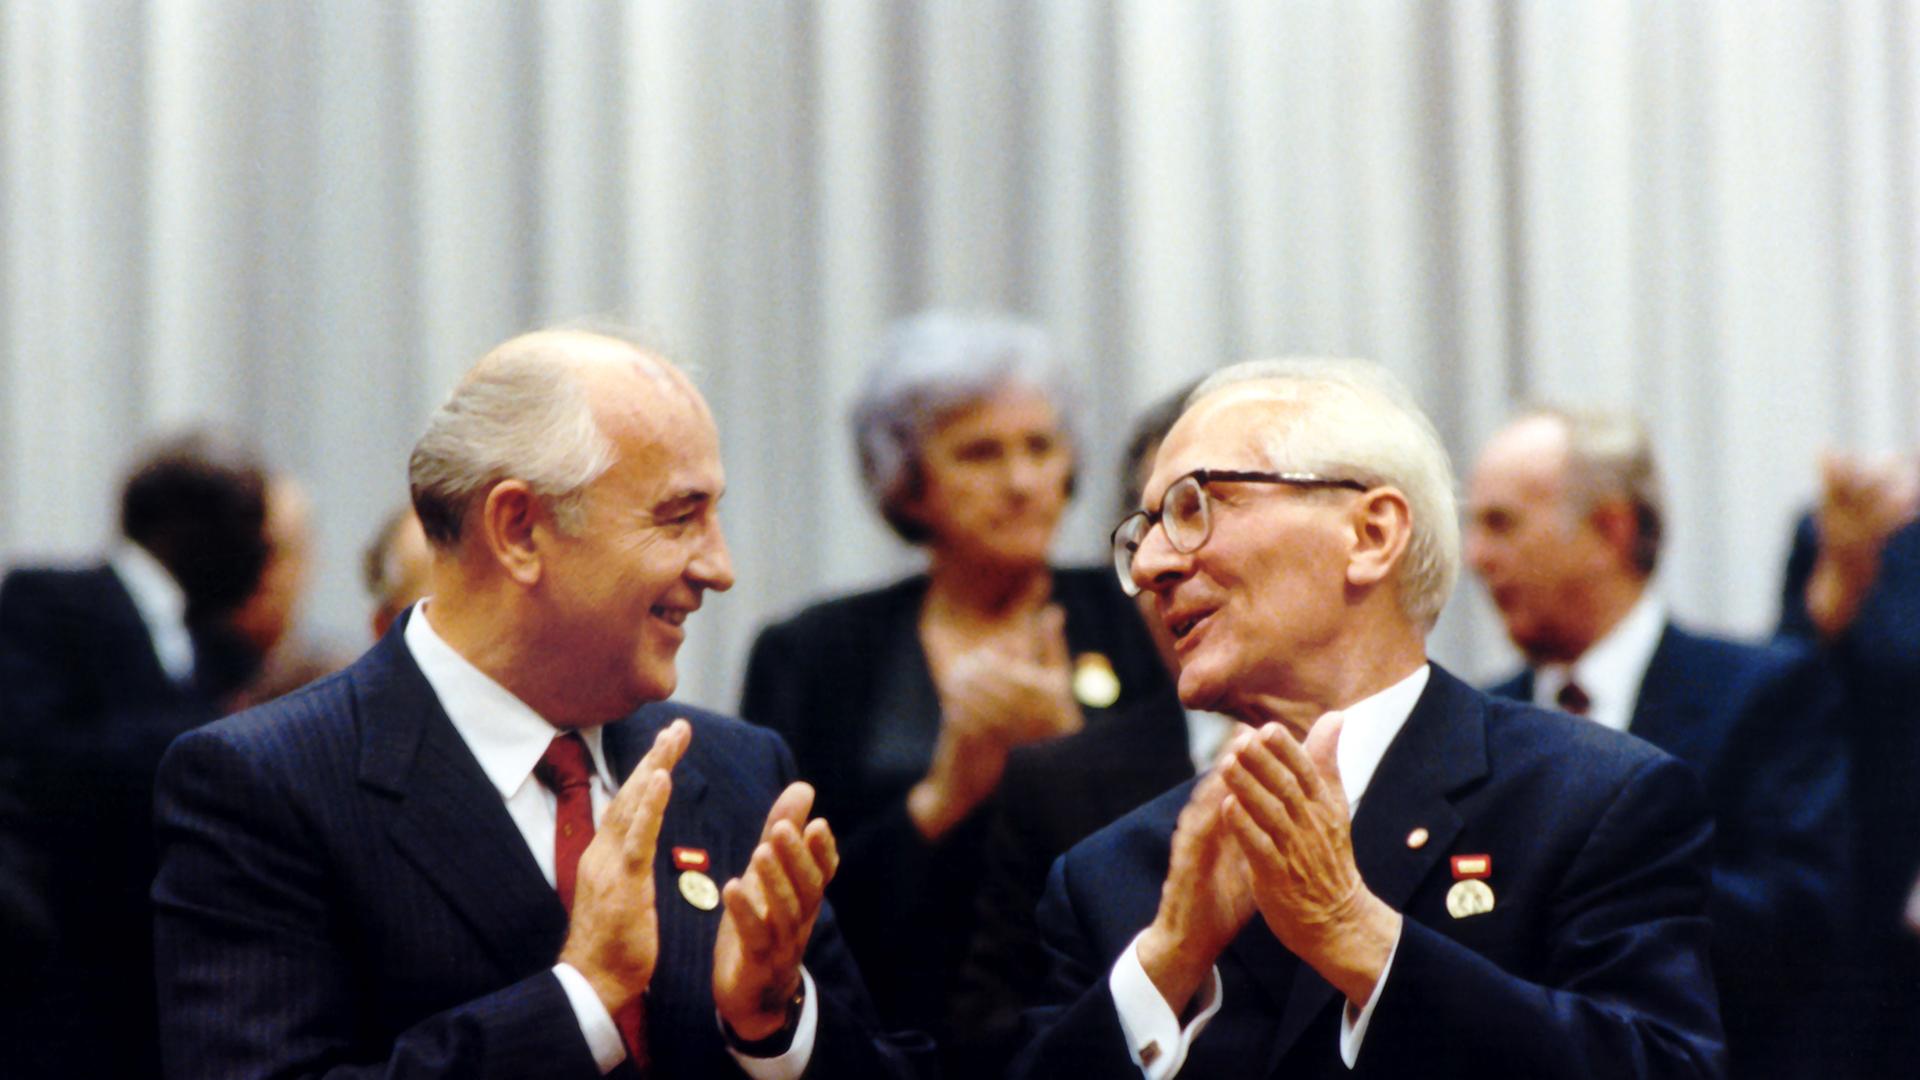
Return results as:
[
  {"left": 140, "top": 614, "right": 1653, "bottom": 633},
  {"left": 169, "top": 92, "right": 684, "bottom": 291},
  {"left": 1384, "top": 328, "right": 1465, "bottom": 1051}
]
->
[
  {"left": 356, "top": 622, "right": 570, "bottom": 978},
  {"left": 1253, "top": 666, "right": 1489, "bottom": 1071},
  {"left": 1626, "top": 624, "right": 1707, "bottom": 762}
]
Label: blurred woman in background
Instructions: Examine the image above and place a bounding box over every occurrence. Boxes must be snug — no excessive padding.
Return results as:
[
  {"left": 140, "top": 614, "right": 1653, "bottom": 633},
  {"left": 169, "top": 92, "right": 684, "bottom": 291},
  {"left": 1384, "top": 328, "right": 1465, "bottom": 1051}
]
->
[{"left": 741, "top": 311, "right": 1174, "bottom": 1051}]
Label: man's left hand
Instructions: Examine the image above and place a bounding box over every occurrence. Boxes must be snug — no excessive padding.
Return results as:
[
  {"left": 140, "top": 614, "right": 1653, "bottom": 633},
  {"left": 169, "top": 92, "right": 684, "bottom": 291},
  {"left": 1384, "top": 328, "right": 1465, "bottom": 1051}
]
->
[
  {"left": 1217, "top": 715, "right": 1401, "bottom": 1006},
  {"left": 712, "top": 781, "right": 838, "bottom": 1041}
]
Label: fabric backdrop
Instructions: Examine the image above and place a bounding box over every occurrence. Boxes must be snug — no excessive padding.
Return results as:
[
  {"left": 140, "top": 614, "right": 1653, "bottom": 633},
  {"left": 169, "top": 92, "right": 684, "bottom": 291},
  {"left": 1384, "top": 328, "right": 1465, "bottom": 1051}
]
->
[{"left": 3, "top": 0, "right": 1916, "bottom": 711}]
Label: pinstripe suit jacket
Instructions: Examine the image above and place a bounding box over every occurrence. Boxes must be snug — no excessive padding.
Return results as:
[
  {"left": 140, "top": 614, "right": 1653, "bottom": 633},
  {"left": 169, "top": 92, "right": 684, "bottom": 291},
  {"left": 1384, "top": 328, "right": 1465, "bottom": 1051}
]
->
[{"left": 152, "top": 616, "right": 931, "bottom": 1079}]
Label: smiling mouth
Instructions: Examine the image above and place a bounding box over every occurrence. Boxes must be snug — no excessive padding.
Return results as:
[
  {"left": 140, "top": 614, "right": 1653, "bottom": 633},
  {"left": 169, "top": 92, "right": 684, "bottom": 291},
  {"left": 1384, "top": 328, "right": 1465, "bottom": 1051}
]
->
[
  {"left": 651, "top": 606, "right": 692, "bottom": 627},
  {"left": 1169, "top": 611, "right": 1212, "bottom": 642}
]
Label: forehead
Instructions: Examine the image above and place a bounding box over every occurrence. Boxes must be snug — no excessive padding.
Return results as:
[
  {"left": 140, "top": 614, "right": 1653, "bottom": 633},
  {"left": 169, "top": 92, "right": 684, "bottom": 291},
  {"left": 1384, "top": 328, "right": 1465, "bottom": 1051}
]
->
[
  {"left": 1470, "top": 417, "right": 1570, "bottom": 503},
  {"left": 1144, "top": 390, "right": 1294, "bottom": 500},
  {"left": 593, "top": 364, "right": 724, "bottom": 494}
]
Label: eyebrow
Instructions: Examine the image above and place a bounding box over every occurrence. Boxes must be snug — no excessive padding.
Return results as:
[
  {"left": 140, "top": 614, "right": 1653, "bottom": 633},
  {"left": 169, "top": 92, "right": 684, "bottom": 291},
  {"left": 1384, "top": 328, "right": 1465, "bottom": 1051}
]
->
[{"left": 650, "top": 489, "right": 718, "bottom": 518}]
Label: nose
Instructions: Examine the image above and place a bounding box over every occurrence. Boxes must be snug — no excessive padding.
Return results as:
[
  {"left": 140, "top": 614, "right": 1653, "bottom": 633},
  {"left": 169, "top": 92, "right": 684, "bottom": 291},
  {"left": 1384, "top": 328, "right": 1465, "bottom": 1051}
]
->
[
  {"left": 1128, "top": 517, "right": 1191, "bottom": 596},
  {"left": 691, "top": 519, "right": 735, "bottom": 593}
]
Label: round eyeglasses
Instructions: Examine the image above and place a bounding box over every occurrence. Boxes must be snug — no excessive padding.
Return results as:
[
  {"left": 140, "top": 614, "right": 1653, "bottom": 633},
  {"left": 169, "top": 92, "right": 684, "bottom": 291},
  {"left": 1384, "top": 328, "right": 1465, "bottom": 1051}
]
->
[{"left": 1109, "top": 469, "right": 1368, "bottom": 595}]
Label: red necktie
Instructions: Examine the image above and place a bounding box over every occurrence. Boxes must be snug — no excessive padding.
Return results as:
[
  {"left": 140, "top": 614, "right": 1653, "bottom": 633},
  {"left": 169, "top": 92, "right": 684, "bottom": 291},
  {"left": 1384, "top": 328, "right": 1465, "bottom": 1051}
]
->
[
  {"left": 534, "top": 735, "right": 651, "bottom": 1073},
  {"left": 1556, "top": 680, "right": 1592, "bottom": 717}
]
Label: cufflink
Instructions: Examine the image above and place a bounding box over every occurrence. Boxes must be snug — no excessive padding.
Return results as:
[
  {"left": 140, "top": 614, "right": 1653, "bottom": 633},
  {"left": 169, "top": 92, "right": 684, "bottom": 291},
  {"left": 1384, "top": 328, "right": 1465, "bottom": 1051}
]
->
[{"left": 1139, "top": 1040, "right": 1161, "bottom": 1067}]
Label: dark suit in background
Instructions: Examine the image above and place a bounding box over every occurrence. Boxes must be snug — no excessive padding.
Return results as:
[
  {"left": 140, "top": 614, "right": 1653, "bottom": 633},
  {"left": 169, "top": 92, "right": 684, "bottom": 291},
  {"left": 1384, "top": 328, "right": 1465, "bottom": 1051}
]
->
[
  {"left": 1780, "top": 512, "right": 1920, "bottom": 1073},
  {"left": 0, "top": 563, "right": 257, "bottom": 1080},
  {"left": 1012, "top": 667, "right": 1723, "bottom": 1079},
  {"left": 949, "top": 691, "right": 1193, "bottom": 1074},
  {"left": 1490, "top": 621, "right": 1849, "bottom": 1079},
  {"left": 739, "top": 567, "right": 1173, "bottom": 1047},
  {"left": 153, "top": 622, "right": 930, "bottom": 1079}
]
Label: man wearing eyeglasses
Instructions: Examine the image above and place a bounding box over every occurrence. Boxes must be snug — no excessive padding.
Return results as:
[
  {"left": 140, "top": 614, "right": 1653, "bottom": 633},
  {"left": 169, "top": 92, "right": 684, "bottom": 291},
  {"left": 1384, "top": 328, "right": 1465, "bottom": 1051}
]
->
[{"left": 1010, "top": 359, "right": 1723, "bottom": 1079}]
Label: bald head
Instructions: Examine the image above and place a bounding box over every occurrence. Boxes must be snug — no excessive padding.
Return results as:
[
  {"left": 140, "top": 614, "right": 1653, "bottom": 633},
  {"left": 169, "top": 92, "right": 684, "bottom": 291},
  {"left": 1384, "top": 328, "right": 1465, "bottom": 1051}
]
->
[{"left": 408, "top": 330, "right": 694, "bottom": 551}]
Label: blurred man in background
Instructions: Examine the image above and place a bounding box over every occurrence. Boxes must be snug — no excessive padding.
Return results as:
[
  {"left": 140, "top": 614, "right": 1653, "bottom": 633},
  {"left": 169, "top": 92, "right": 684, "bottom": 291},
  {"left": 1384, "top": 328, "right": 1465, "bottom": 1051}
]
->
[
  {"left": 0, "top": 431, "right": 271, "bottom": 1079},
  {"left": 1467, "top": 407, "right": 1849, "bottom": 1079},
  {"left": 363, "top": 504, "right": 433, "bottom": 639},
  {"left": 1778, "top": 450, "right": 1920, "bottom": 1075}
]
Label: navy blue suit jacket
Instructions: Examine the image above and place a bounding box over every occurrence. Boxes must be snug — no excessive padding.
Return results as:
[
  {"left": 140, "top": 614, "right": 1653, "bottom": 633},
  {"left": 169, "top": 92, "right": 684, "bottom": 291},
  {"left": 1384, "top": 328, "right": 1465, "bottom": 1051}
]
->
[
  {"left": 0, "top": 563, "right": 255, "bottom": 1079},
  {"left": 152, "top": 616, "right": 932, "bottom": 1079},
  {"left": 1490, "top": 623, "right": 1848, "bottom": 1077},
  {"left": 1011, "top": 665, "right": 1723, "bottom": 1080}
]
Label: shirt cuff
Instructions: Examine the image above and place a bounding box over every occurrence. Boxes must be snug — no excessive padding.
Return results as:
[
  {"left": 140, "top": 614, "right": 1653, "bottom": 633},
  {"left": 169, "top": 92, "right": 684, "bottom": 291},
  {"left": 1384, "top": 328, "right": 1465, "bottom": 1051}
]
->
[
  {"left": 1337, "top": 920, "right": 1402, "bottom": 1068},
  {"left": 553, "top": 963, "right": 625, "bottom": 1074},
  {"left": 1109, "top": 931, "right": 1224, "bottom": 1079},
  {"left": 725, "top": 967, "right": 819, "bottom": 1080}
]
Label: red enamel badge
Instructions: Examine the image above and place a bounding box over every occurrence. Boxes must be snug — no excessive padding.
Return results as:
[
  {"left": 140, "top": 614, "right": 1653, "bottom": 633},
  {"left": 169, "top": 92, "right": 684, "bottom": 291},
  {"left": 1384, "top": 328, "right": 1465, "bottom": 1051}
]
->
[
  {"left": 1450, "top": 854, "right": 1491, "bottom": 880},
  {"left": 672, "top": 846, "right": 710, "bottom": 872}
]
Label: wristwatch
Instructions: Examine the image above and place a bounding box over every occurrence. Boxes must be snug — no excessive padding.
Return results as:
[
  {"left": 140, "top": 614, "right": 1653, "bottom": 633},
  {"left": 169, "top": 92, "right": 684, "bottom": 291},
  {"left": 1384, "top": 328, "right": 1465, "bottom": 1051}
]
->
[{"left": 721, "top": 981, "right": 806, "bottom": 1058}]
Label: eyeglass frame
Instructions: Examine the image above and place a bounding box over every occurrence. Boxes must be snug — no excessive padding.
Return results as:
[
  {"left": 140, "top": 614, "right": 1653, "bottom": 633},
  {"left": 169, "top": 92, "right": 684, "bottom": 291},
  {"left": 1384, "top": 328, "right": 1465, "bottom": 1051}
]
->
[{"left": 1109, "top": 469, "right": 1370, "bottom": 596}]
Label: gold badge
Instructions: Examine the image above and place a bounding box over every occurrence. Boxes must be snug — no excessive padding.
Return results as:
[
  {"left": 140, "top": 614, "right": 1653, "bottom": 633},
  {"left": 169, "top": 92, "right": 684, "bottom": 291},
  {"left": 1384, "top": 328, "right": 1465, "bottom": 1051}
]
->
[
  {"left": 1072, "top": 652, "right": 1121, "bottom": 708},
  {"left": 1446, "top": 878, "right": 1495, "bottom": 919},
  {"left": 678, "top": 870, "right": 720, "bottom": 911}
]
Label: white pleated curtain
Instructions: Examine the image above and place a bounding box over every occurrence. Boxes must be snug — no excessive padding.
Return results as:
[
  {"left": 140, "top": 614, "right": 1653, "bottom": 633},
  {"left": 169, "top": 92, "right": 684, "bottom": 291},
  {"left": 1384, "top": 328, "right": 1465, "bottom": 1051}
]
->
[{"left": 3, "top": 0, "right": 1916, "bottom": 709}]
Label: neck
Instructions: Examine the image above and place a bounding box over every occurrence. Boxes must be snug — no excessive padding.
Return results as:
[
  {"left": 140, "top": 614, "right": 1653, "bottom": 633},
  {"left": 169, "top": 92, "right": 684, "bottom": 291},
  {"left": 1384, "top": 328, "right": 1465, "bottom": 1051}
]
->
[
  {"left": 1229, "top": 623, "right": 1427, "bottom": 736},
  {"left": 923, "top": 551, "right": 1052, "bottom": 620},
  {"left": 1557, "top": 578, "right": 1649, "bottom": 665},
  {"left": 421, "top": 561, "right": 596, "bottom": 729}
]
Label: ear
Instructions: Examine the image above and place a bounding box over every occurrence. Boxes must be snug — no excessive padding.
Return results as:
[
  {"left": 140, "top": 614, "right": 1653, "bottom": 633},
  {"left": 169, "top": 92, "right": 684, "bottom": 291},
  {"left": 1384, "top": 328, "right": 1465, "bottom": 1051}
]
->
[
  {"left": 477, "top": 480, "right": 546, "bottom": 587},
  {"left": 1345, "top": 488, "right": 1413, "bottom": 591},
  {"left": 1587, "top": 498, "right": 1639, "bottom": 567}
]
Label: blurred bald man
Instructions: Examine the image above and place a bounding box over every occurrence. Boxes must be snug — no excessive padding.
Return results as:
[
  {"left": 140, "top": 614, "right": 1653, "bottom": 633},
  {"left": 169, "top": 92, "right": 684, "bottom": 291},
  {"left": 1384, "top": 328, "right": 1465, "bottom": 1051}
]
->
[
  {"left": 1468, "top": 407, "right": 1849, "bottom": 1080},
  {"left": 364, "top": 505, "right": 433, "bottom": 639}
]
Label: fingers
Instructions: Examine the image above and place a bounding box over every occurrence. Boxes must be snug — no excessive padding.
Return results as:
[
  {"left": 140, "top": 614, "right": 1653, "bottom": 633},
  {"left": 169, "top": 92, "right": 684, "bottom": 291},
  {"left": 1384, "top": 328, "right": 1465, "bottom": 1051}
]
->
[
  {"left": 1032, "top": 604, "right": 1069, "bottom": 668},
  {"left": 1302, "top": 713, "right": 1347, "bottom": 806},
  {"left": 623, "top": 770, "right": 672, "bottom": 870},
  {"left": 603, "top": 719, "right": 690, "bottom": 834},
  {"left": 759, "top": 782, "right": 815, "bottom": 842}
]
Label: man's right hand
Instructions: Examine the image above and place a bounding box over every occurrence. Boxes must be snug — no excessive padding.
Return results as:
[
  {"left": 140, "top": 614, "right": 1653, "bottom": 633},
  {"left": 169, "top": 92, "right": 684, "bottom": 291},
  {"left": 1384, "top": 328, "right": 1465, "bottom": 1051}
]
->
[
  {"left": 1808, "top": 452, "right": 1920, "bottom": 638},
  {"left": 559, "top": 719, "right": 690, "bottom": 1017},
  {"left": 1136, "top": 761, "right": 1256, "bottom": 1017}
]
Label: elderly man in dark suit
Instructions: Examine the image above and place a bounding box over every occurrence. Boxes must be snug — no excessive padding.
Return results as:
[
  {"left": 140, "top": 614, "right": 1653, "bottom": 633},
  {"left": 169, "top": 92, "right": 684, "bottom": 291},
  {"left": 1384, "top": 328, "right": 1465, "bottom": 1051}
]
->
[
  {"left": 1467, "top": 407, "right": 1848, "bottom": 1080},
  {"left": 0, "top": 431, "right": 271, "bottom": 1080},
  {"left": 152, "top": 330, "right": 930, "bottom": 1078},
  {"left": 1012, "top": 360, "right": 1722, "bottom": 1079}
]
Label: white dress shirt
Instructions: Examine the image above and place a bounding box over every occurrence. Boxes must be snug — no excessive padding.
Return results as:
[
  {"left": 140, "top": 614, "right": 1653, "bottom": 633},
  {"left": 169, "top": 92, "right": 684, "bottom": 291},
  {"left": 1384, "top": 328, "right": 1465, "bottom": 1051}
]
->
[
  {"left": 1531, "top": 591, "right": 1666, "bottom": 734},
  {"left": 110, "top": 541, "right": 195, "bottom": 684},
  {"left": 1109, "top": 664, "right": 1432, "bottom": 1078},
  {"left": 1184, "top": 709, "right": 1240, "bottom": 776},
  {"left": 404, "top": 604, "right": 817, "bottom": 1079}
]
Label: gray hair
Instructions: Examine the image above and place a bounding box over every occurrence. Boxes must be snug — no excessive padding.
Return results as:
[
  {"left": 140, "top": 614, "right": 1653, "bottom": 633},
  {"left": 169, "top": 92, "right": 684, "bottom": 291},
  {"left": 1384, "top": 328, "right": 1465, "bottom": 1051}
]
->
[
  {"left": 1524, "top": 405, "right": 1664, "bottom": 575},
  {"left": 1188, "top": 358, "right": 1462, "bottom": 628},
  {"left": 408, "top": 334, "right": 620, "bottom": 547},
  {"left": 851, "top": 311, "right": 1079, "bottom": 543}
]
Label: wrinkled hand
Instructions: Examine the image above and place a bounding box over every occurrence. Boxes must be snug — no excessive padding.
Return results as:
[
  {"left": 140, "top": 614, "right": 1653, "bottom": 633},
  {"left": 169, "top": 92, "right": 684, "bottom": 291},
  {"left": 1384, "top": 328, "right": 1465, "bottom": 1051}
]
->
[
  {"left": 1808, "top": 453, "right": 1920, "bottom": 637},
  {"left": 1218, "top": 716, "right": 1400, "bottom": 1006},
  {"left": 713, "top": 782, "right": 839, "bottom": 1041},
  {"left": 1137, "top": 767, "right": 1256, "bottom": 1015},
  {"left": 559, "top": 719, "right": 690, "bottom": 1017},
  {"left": 910, "top": 605, "right": 1083, "bottom": 841}
]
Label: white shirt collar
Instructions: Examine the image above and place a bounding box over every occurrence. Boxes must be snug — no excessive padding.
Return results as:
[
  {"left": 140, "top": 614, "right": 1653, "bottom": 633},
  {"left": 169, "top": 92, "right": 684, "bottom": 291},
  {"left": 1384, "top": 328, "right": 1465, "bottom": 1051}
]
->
[
  {"left": 1185, "top": 709, "right": 1240, "bottom": 776},
  {"left": 1329, "top": 663, "right": 1431, "bottom": 813},
  {"left": 1534, "top": 590, "right": 1666, "bottom": 734},
  {"left": 109, "top": 541, "right": 194, "bottom": 683},
  {"left": 402, "top": 602, "right": 616, "bottom": 799}
]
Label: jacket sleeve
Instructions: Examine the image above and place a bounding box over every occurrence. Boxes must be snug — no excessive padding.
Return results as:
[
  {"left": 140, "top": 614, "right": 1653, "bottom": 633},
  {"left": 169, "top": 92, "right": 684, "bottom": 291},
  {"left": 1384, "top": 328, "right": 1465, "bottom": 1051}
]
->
[{"left": 152, "top": 728, "right": 606, "bottom": 1080}]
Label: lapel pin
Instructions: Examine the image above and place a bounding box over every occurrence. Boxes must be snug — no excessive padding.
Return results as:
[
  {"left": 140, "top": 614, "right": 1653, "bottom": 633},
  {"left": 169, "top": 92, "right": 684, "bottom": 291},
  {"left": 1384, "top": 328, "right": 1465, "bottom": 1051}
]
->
[
  {"left": 1446, "top": 853, "right": 1495, "bottom": 919},
  {"left": 1072, "top": 652, "right": 1121, "bottom": 708},
  {"left": 673, "top": 846, "right": 720, "bottom": 911},
  {"left": 1406, "top": 827, "right": 1429, "bottom": 849},
  {"left": 678, "top": 870, "right": 720, "bottom": 912}
]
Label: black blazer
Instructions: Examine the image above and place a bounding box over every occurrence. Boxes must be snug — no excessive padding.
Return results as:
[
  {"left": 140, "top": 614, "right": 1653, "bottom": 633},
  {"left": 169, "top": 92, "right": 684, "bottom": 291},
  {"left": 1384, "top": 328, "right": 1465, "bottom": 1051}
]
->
[
  {"left": 739, "top": 567, "right": 1174, "bottom": 1044},
  {"left": 1489, "top": 622, "right": 1848, "bottom": 1078},
  {"left": 950, "top": 692, "right": 1195, "bottom": 1075},
  {"left": 152, "top": 616, "right": 933, "bottom": 1079},
  {"left": 0, "top": 563, "right": 252, "bottom": 1079},
  {"left": 1012, "top": 665, "right": 1723, "bottom": 1079}
]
